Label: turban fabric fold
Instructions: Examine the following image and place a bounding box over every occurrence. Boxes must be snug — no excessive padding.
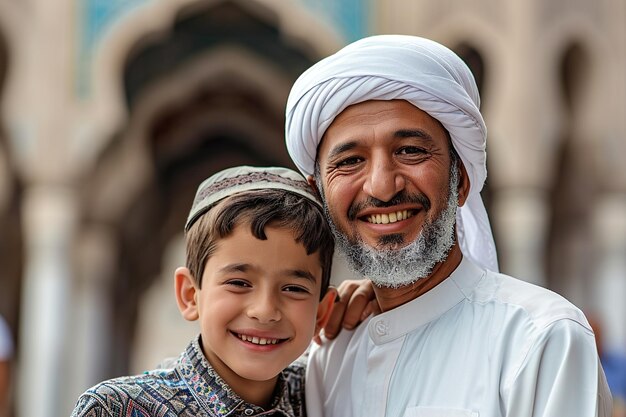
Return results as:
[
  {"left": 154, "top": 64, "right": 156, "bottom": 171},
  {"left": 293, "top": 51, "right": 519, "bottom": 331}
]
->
[{"left": 285, "top": 35, "right": 498, "bottom": 272}]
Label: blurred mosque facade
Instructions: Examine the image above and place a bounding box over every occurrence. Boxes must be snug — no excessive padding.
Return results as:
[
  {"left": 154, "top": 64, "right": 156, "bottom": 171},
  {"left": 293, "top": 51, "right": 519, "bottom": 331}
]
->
[{"left": 0, "top": 0, "right": 624, "bottom": 416}]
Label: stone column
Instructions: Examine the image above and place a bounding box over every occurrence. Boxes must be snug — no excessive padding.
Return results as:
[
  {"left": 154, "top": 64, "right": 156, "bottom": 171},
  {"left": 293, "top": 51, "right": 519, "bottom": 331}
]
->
[
  {"left": 592, "top": 194, "right": 626, "bottom": 351},
  {"left": 64, "top": 225, "right": 117, "bottom": 416},
  {"left": 484, "top": 0, "right": 563, "bottom": 288},
  {"left": 492, "top": 188, "right": 550, "bottom": 286},
  {"left": 16, "top": 186, "right": 78, "bottom": 417},
  {"left": 0, "top": 148, "right": 11, "bottom": 215}
]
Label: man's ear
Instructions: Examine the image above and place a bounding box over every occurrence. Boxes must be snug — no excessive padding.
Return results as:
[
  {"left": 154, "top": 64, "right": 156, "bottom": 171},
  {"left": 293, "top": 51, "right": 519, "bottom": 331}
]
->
[
  {"left": 456, "top": 160, "right": 471, "bottom": 207},
  {"left": 307, "top": 175, "right": 322, "bottom": 199},
  {"left": 314, "top": 287, "right": 338, "bottom": 337},
  {"left": 174, "top": 267, "right": 199, "bottom": 321}
]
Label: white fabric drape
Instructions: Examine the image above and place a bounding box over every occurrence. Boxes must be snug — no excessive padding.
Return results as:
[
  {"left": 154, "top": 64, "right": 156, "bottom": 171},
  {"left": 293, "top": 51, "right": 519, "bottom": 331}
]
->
[{"left": 286, "top": 35, "right": 498, "bottom": 272}]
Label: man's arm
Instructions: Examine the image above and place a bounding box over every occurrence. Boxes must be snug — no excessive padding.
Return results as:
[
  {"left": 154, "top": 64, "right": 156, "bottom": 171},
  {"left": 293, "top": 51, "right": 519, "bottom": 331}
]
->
[
  {"left": 503, "top": 319, "right": 612, "bottom": 417},
  {"left": 315, "top": 279, "right": 378, "bottom": 344}
]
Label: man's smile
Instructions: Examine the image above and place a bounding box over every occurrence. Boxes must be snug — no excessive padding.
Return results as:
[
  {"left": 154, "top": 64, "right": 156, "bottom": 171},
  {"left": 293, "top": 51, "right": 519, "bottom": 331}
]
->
[{"left": 364, "top": 209, "right": 415, "bottom": 224}]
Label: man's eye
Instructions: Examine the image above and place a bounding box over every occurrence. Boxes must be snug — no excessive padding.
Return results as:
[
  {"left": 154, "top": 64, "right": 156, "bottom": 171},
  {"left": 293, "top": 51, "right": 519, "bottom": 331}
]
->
[
  {"left": 397, "top": 146, "right": 426, "bottom": 155},
  {"left": 336, "top": 156, "right": 363, "bottom": 167}
]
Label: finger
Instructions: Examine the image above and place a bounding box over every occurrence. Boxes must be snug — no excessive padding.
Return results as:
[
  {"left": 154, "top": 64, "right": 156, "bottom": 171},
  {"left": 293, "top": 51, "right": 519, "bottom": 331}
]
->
[
  {"left": 336, "top": 279, "right": 362, "bottom": 300},
  {"left": 361, "top": 299, "right": 381, "bottom": 321},
  {"left": 324, "top": 280, "right": 373, "bottom": 339},
  {"left": 360, "top": 301, "right": 373, "bottom": 322},
  {"left": 323, "top": 292, "right": 348, "bottom": 340},
  {"left": 370, "top": 298, "right": 382, "bottom": 316},
  {"left": 342, "top": 284, "right": 375, "bottom": 329}
]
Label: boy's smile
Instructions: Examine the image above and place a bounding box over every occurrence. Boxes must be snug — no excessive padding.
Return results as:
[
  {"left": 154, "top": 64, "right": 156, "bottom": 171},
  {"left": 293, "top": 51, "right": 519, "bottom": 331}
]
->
[
  {"left": 180, "top": 223, "right": 332, "bottom": 407},
  {"left": 232, "top": 331, "right": 285, "bottom": 346}
]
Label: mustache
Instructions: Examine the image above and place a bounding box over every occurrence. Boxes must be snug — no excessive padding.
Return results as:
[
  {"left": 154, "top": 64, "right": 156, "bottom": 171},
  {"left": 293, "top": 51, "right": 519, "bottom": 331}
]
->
[{"left": 347, "top": 191, "right": 431, "bottom": 220}]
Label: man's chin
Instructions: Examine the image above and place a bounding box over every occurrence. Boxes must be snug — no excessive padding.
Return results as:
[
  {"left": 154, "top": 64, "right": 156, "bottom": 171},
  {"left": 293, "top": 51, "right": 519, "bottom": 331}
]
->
[
  {"left": 377, "top": 233, "right": 406, "bottom": 247},
  {"left": 347, "top": 232, "right": 411, "bottom": 251}
]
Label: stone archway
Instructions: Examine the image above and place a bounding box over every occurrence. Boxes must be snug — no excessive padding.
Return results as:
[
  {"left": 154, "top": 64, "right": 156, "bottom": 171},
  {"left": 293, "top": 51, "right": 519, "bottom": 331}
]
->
[
  {"left": 88, "top": 0, "right": 342, "bottom": 161},
  {"left": 80, "top": 0, "right": 337, "bottom": 378},
  {"left": 547, "top": 42, "right": 595, "bottom": 302},
  {"left": 0, "top": 22, "right": 22, "bottom": 354},
  {"left": 0, "top": 20, "right": 22, "bottom": 417}
]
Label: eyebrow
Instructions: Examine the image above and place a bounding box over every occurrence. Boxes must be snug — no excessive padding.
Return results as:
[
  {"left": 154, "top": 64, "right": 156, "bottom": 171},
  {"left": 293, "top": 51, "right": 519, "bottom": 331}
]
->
[
  {"left": 327, "top": 129, "right": 435, "bottom": 160},
  {"left": 394, "top": 129, "right": 434, "bottom": 141},
  {"left": 289, "top": 269, "right": 317, "bottom": 283},
  {"left": 218, "top": 264, "right": 317, "bottom": 283},
  {"left": 219, "top": 263, "right": 249, "bottom": 274}
]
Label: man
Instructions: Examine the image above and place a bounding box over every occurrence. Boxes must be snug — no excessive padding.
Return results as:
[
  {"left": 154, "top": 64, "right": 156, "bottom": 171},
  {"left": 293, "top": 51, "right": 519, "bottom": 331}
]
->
[
  {"left": 0, "top": 315, "right": 12, "bottom": 417},
  {"left": 285, "top": 35, "right": 611, "bottom": 417}
]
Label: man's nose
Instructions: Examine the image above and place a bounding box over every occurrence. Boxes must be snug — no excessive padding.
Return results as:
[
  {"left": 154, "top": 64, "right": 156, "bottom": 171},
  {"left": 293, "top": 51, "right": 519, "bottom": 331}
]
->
[
  {"left": 246, "top": 292, "right": 281, "bottom": 323},
  {"left": 363, "top": 158, "right": 406, "bottom": 202}
]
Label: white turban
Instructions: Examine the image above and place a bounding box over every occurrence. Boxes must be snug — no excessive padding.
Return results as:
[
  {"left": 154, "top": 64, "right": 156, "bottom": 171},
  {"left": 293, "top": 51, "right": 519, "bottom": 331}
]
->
[{"left": 285, "top": 35, "right": 498, "bottom": 272}]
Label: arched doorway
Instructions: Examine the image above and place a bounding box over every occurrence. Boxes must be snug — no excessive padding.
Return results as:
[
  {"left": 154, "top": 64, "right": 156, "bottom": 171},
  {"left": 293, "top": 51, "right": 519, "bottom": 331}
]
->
[
  {"left": 0, "top": 24, "right": 22, "bottom": 417},
  {"left": 81, "top": 0, "right": 329, "bottom": 377},
  {"left": 547, "top": 42, "right": 594, "bottom": 302}
]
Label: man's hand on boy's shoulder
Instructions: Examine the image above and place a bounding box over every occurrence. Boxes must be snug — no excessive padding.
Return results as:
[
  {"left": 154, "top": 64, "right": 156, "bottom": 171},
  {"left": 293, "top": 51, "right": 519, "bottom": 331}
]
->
[{"left": 314, "top": 279, "right": 379, "bottom": 345}]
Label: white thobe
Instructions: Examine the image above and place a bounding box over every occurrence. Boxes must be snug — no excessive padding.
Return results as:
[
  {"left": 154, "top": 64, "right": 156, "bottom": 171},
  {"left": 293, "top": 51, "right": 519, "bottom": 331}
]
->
[{"left": 306, "top": 257, "right": 612, "bottom": 417}]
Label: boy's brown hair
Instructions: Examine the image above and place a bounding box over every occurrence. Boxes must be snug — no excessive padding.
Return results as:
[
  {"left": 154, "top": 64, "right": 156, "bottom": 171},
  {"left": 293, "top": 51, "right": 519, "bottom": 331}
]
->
[{"left": 185, "top": 171, "right": 334, "bottom": 298}]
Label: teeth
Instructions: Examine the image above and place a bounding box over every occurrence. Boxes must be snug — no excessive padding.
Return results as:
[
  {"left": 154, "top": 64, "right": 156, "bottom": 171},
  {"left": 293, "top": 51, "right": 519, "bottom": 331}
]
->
[
  {"left": 367, "top": 210, "right": 413, "bottom": 224},
  {"left": 237, "top": 333, "right": 279, "bottom": 345}
]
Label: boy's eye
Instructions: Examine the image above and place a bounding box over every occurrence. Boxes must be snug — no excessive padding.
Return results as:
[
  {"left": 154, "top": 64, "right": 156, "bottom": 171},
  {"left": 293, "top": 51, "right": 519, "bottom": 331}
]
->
[
  {"left": 283, "top": 285, "right": 311, "bottom": 294},
  {"left": 225, "top": 279, "right": 251, "bottom": 288}
]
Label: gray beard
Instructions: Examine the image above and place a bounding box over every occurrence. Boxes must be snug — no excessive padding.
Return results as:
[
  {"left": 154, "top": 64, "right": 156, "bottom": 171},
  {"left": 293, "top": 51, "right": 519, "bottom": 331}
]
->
[{"left": 320, "top": 165, "right": 459, "bottom": 288}]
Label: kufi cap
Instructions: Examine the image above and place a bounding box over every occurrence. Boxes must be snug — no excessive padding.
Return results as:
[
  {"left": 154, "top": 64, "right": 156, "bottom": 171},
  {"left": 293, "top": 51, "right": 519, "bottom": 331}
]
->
[
  {"left": 285, "top": 34, "right": 498, "bottom": 272},
  {"left": 185, "top": 166, "right": 320, "bottom": 231}
]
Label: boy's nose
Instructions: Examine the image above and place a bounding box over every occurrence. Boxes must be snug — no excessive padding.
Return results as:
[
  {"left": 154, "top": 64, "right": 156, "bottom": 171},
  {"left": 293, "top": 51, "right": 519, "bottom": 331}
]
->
[
  {"left": 246, "top": 294, "right": 281, "bottom": 323},
  {"left": 363, "top": 157, "right": 406, "bottom": 202}
]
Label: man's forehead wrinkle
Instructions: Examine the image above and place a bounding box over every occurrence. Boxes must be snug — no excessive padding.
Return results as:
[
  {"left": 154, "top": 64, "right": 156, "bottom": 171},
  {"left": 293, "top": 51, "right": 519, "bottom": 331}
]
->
[{"left": 333, "top": 102, "right": 399, "bottom": 127}]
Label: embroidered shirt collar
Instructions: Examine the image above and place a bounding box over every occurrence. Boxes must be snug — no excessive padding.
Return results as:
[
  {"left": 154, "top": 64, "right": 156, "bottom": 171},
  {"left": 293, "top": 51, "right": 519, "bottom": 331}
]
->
[
  {"left": 177, "top": 335, "right": 295, "bottom": 416},
  {"left": 367, "top": 256, "right": 485, "bottom": 345}
]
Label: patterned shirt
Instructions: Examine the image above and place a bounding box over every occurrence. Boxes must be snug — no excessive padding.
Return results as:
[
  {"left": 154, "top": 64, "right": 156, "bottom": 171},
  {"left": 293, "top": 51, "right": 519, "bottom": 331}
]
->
[{"left": 71, "top": 335, "right": 306, "bottom": 417}]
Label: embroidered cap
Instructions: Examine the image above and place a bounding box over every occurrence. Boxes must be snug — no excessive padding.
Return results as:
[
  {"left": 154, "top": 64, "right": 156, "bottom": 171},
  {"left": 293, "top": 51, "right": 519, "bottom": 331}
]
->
[{"left": 185, "top": 166, "right": 321, "bottom": 232}]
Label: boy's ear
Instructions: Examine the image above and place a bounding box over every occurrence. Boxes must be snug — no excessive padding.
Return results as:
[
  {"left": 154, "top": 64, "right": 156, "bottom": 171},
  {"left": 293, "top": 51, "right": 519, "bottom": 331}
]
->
[
  {"left": 314, "top": 287, "right": 338, "bottom": 337},
  {"left": 174, "top": 267, "right": 199, "bottom": 322}
]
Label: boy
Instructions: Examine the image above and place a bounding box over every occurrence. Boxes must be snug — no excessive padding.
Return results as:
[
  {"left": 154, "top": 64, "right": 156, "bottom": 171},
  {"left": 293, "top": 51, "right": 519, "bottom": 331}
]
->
[{"left": 71, "top": 166, "right": 337, "bottom": 417}]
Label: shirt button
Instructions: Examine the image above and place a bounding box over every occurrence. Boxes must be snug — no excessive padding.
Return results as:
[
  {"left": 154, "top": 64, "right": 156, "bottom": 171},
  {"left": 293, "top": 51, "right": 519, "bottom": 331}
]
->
[
  {"left": 244, "top": 408, "right": 254, "bottom": 416},
  {"left": 375, "top": 320, "right": 389, "bottom": 336}
]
